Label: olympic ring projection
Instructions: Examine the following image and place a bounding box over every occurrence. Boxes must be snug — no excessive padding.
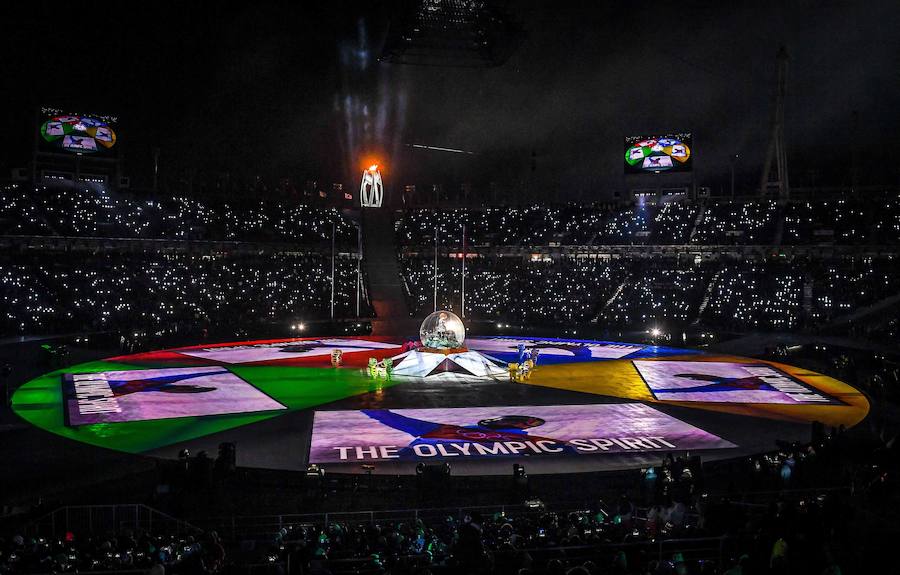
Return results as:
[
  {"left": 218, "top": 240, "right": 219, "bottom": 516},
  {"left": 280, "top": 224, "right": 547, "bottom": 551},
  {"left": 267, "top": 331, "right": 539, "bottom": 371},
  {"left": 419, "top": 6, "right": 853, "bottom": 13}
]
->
[
  {"left": 39, "top": 112, "right": 117, "bottom": 155},
  {"left": 625, "top": 133, "right": 692, "bottom": 173},
  {"left": 12, "top": 336, "right": 868, "bottom": 476}
]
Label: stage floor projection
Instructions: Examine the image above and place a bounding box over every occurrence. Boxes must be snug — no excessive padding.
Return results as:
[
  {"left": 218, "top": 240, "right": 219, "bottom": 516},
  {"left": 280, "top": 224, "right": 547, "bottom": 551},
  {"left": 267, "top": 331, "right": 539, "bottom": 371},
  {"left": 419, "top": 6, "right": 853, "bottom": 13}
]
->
[{"left": 12, "top": 336, "right": 869, "bottom": 476}]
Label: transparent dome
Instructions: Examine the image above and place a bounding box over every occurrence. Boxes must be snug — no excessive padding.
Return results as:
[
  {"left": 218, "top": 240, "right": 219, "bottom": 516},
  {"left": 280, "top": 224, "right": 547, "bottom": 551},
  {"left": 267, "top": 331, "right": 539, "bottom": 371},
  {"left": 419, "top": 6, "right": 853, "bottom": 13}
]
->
[{"left": 419, "top": 310, "right": 466, "bottom": 349}]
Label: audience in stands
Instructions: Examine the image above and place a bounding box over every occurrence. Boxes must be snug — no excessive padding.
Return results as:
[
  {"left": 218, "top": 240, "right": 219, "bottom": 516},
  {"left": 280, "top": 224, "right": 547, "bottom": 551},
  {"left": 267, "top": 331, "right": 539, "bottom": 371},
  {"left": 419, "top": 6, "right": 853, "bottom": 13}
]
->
[
  {"left": 0, "top": 183, "right": 356, "bottom": 245},
  {"left": 0, "top": 253, "right": 361, "bottom": 338},
  {"left": 396, "top": 198, "right": 900, "bottom": 247},
  {"left": 0, "top": 530, "right": 225, "bottom": 574},
  {"left": 401, "top": 256, "right": 899, "bottom": 334},
  {"left": 0, "top": 182, "right": 897, "bottom": 342}
]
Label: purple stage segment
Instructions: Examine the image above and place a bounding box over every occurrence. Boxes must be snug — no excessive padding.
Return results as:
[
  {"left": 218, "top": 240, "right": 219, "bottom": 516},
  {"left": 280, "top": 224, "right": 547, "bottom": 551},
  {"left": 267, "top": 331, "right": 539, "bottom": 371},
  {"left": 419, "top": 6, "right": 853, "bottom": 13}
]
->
[
  {"left": 63, "top": 366, "right": 286, "bottom": 426},
  {"left": 309, "top": 403, "right": 735, "bottom": 464},
  {"left": 467, "top": 337, "right": 643, "bottom": 360},
  {"left": 633, "top": 360, "right": 841, "bottom": 404},
  {"left": 176, "top": 338, "right": 398, "bottom": 364}
]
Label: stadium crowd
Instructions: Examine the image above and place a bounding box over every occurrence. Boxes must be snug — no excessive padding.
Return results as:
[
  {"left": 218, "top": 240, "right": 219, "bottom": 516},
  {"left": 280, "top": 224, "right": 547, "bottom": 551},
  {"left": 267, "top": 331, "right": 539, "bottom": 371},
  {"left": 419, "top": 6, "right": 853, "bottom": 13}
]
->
[
  {"left": 396, "top": 198, "right": 900, "bottom": 247},
  {"left": 0, "top": 183, "right": 357, "bottom": 245},
  {"left": 0, "top": 252, "right": 362, "bottom": 338},
  {"left": 0, "top": 183, "right": 897, "bottom": 339},
  {"left": 9, "top": 182, "right": 898, "bottom": 249},
  {"left": 2, "top": 250, "right": 892, "bottom": 339},
  {"left": 401, "top": 256, "right": 899, "bottom": 333},
  {"left": 0, "top": 530, "right": 225, "bottom": 575}
]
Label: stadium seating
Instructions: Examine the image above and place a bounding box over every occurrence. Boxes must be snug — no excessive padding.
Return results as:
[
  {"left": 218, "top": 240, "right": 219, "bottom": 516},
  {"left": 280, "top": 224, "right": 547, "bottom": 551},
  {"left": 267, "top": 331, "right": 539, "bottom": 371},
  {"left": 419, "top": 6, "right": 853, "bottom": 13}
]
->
[{"left": 1, "top": 183, "right": 898, "bottom": 338}]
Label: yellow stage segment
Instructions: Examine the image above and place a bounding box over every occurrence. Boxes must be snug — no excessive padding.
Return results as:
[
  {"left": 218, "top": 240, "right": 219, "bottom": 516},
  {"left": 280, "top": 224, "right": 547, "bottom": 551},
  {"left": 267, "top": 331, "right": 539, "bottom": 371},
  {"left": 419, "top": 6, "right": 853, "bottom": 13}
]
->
[{"left": 526, "top": 354, "right": 869, "bottom": 428}]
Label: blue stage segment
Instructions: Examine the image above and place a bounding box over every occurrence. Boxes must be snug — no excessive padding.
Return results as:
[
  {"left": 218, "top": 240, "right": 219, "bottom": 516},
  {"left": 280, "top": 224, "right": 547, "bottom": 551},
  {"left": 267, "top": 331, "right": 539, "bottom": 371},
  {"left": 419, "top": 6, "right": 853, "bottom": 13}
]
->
[{"left": 465, "top": 336, "right": 692, "bottom": 365}]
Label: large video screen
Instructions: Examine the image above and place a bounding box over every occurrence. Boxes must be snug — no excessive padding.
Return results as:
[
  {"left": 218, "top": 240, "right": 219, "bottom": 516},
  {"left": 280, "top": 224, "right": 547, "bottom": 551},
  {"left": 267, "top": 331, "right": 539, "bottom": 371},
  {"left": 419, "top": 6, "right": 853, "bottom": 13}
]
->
[
  {"left": 39, "top": 108, "right": 118, "bottom": 156},
  {"left": 309, "top": 403, "right": 734, "bottom": 463},
  {"left": 624, "top": 132, "right": 692, "bottom": 173},
  {"left": 63, "top": 366, "right": 286, "bottom": 426},
  {"left": 633, "top": 360, "right": 843, "bottom": 404}
]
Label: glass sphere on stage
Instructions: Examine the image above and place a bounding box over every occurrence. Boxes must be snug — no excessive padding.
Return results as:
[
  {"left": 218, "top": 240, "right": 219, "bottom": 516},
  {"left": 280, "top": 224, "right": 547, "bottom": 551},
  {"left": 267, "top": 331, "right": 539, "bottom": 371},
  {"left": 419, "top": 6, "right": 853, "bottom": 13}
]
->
[{"left": 419, "top": 310, "right": 466, "bottom": 349}]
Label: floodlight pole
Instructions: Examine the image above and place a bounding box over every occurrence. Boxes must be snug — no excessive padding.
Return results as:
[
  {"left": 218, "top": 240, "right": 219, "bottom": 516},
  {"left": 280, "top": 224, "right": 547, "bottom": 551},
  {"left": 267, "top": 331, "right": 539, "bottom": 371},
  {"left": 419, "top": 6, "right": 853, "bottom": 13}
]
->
[
  {"left": 433, "top": 225, "right": 438, "bottom": 312},
  {"left": 330, "top": 221, "right": 336, "bottom": 320},
  {"left": 355, "top": 224, "right": 361, "bottom": 317},
  {"left": 460, "top": 224, "right": 466, "bottom": 318},
  {"left": 730, "top": 154, "right": 738, "bottom": 199},
  {"left": 152, "top": 147, "right": 160, "bottom": 192}
]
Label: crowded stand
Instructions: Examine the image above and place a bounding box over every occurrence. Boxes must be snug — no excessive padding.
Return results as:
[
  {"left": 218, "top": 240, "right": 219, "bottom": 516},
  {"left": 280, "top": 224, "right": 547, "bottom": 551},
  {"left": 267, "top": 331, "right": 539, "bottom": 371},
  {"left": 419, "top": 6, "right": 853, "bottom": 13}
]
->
[
  {"left": 0, "top": 183, "right": 357, "bottom": 246},
  {"left": 599, "top": 262, "right": 712, "bottom": 328},
  {"left": 4, "top": 183, "right": 897, "bottom": 251},
  {"left": 1, "top": 184, "right": 897, "bottom": 338},
  {"left": 396, "top": 198, "right": 900, "bottom": 247},
  {"left": 701, "top": 262, "right": 804, "bottom": 331},
  {"left": 650, "top": 202, "right": 698, "bottom": 245},
  {"left": 868, "top": 310, "right": 900, "bottom": 341},
  {"left": 806, "top": 257, "right": 900, "bottom": 324},
  {"left": 401, "top": 257, "right": 623, "bottom": 325},
  {"left": 400, "top": 256, "right": 899, "bottom": 333},
  {"left": 689, "top": 201, "right": 780, "bottom": 245},
  {"left": 0, "top": 253, "right": 360, "bottom": 338},
  {"left": 783, "top": 198, "right": 900, "bottom": 245}
]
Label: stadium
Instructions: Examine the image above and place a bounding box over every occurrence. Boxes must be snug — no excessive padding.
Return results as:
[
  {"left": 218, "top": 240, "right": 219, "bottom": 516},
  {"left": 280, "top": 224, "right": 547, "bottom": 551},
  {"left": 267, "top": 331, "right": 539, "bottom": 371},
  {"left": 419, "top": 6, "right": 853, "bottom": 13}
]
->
[{"left": 1, "top": 2, "right": 898, "bottom": 575}]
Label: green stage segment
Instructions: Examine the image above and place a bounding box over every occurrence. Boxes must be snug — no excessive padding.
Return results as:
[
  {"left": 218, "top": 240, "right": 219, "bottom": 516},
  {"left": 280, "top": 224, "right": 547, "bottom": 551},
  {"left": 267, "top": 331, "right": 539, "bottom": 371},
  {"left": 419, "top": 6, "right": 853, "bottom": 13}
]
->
[{"left": 12, "top": 360, "right": 395, "bottom": 454}]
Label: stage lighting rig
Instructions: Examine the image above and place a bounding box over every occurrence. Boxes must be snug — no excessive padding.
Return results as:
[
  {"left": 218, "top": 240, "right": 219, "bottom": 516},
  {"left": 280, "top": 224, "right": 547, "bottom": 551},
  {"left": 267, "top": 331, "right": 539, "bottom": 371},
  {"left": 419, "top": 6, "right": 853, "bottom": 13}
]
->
[{"left": 380, "top": 0, "right": 523, "bottom": 67}]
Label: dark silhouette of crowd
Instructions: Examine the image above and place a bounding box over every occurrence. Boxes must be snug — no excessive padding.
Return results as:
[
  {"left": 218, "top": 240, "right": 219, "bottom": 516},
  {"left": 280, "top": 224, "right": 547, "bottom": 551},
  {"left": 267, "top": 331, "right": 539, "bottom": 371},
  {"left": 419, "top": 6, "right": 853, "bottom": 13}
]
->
[
  {"left": 5, "top": 423, "right": 892, "bottom": 575},
  {"left": 0, "top": 529, "right": 225, "bottom": 574}
]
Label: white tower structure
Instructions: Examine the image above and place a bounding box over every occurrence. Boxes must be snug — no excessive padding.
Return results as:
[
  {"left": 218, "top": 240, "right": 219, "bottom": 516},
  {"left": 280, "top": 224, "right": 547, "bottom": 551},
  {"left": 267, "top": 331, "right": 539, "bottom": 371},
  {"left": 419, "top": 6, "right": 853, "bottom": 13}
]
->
[{"left": 360, "top": 164, "right": 384, "bottom": 207}]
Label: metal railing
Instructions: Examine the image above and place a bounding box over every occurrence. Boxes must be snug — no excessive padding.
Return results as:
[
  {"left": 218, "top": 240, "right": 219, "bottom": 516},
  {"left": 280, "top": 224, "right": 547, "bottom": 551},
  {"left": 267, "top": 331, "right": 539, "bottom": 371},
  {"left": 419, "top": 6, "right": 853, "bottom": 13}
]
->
[
  {"left": 198, "top": 504, "right": 537, "bottom": 540},
  {"left": 196, "top": 503, "right": 705, "bottom": 544},
  {"left": 26, "top": 504, "right": 200, "bottom": 537},
  {"left": 20, "top": 504, "right": 732, "bottom": 570}
]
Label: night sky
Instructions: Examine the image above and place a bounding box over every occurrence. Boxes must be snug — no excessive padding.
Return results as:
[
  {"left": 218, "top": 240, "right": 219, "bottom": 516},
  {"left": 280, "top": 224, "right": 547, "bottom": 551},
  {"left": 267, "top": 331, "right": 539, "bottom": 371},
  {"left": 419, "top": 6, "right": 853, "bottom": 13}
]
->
[{"left": 4, "top": 1, "right": 900, "bottom": 198}]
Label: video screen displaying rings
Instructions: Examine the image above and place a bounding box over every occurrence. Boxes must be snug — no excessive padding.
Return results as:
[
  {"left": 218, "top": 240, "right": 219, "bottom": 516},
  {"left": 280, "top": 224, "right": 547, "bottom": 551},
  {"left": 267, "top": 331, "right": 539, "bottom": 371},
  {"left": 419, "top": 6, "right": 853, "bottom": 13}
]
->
[
  {"left": 625, "top": 132, "right": 692, "bottom": 173},
  {"left": 39, "top": 109, "right": 118, "bottom": 156}
]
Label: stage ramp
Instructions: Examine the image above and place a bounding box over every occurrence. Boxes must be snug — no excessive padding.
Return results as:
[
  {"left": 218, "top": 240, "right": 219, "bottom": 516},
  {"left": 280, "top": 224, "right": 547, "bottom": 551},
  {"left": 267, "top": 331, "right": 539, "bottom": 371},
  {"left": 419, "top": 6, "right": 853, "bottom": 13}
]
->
[{"left": 362, "top": 209, "right": 417, "bottom": 335}]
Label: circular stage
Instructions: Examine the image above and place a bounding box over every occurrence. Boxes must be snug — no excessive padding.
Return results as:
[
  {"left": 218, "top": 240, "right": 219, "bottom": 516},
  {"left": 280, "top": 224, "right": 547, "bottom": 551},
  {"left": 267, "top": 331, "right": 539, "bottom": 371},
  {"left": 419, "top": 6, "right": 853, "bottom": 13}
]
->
[{"left": 12, "top": 336, "right": 869, "bottom": 476}]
